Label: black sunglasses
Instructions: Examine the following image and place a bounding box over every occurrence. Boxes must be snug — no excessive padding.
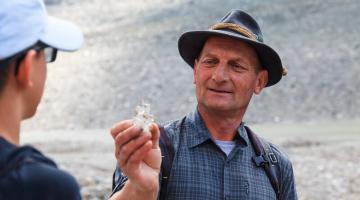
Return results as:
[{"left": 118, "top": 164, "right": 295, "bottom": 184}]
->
[{"left": 0, "top": 42, "right": 57, "bottom": 75}]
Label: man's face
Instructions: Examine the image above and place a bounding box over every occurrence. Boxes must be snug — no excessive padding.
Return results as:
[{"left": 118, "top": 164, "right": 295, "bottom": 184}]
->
[{"left": 193, "top": 36, "right": 268, "bottom": 115}]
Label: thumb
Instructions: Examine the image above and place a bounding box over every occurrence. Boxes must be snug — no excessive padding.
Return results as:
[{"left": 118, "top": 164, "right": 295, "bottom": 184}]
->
[{"left": 150, "top": 123, "right": 160, "bottom": 149}]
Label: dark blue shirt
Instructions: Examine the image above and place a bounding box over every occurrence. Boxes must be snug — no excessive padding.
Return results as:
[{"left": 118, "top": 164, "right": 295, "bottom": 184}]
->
[
  {"left": 0, "top": 137, "right": 81, "bottom": 200},
  {"left": 114, "top": 109, "right": 298, "bottom": 200}
]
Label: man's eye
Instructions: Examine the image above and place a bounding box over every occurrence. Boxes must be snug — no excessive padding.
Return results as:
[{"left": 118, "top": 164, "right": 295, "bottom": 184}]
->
[
  {"left": 231, "top": 63, "right": 247, "bottom": 71},
  {"left": 203, "top": 59, "right": 217, "bottom": 65},
  {"left": 231, "top": 63, "right": 240, "bottom": 68}
]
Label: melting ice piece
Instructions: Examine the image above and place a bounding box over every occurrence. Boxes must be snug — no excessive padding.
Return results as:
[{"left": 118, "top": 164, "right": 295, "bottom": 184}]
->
[{"left": 133, "top": 102, "right": 154, "bottom": 134}]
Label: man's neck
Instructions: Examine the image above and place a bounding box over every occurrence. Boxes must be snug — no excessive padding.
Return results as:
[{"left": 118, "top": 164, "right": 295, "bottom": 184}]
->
[
  {"left": 0, "top": 89, "right": 22, "bottom": 145},
  {"left": 198, "top": 106, "right": 246, "bottom": 141}
]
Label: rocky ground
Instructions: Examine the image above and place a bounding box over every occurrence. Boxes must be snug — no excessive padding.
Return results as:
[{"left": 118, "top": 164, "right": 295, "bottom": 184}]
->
[
  {"left": 254, "top": 121, "right": 360, "bottom": 200},
  {"left": 18, "top": 0, "right": 360, "bottom": 199},
  {"left": 21, "top": 120, "right": 360, "bottom": 200}
]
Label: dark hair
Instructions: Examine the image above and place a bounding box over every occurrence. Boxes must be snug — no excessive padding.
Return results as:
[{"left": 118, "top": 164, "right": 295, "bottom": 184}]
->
[
  {"left": 0, "top": 42, "right": 44, "bottom": 94},
  {"left": 0, "top": 60, "right": 13, "bottom": 94},
  {"left": 0, "top": 53, "right": 29, "bottom": 94}
]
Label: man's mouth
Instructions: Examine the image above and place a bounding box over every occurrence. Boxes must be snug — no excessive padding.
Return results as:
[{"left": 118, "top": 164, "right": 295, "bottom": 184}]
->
[{"left": 208, "top": 88, "right": 232, "bottom": 94}]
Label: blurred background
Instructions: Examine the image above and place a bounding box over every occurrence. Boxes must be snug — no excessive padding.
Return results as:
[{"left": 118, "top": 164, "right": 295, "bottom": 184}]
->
[{"left": 20, "top": 0, "right": 359, "bottom": 199}]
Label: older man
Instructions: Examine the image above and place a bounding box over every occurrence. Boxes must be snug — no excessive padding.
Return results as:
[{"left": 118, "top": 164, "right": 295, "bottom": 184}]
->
[{"left": 110, "top": 9, "right": 297, "bottom": 200}]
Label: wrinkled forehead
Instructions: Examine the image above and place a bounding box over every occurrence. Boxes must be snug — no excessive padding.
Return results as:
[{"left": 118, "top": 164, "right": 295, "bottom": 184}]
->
[{"left": 199, "top": 36, "right": 260, "bottom": 63}]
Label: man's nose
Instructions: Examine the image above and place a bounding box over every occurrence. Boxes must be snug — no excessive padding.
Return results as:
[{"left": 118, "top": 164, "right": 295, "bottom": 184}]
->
[{"left": 211, "top": 63, "right": 229, "bottom": 82}]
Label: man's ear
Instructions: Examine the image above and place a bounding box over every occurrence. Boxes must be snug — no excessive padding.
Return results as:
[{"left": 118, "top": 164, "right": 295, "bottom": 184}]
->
[
  {"left": 254, "top": 69, "right": 268, "bottom": 94},
  {"left": 16, "top": 50, "right": 37, "bottom": 88},
  {"left": 193, "top": 59, "right": 199, "bottom": 84}
]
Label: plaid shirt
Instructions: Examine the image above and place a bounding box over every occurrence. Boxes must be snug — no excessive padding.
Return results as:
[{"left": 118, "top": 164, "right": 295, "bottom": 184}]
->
[{"left": 113, "top": 109, "right": 297, "bottom": 200}]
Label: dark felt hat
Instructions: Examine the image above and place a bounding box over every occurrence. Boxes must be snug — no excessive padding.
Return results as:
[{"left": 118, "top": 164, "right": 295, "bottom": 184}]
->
[{"left": 178, "top": 9, "right": 287, "bottom": 87}]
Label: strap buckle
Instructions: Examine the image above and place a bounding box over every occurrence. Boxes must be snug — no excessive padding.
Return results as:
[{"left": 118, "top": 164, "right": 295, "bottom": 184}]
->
[
  {"left": 252, "top": 152, "right": 278, "bottom": 167},
  {"left": 252, "top": 155, "right": 267, "bottom": 167},
  {"left": 267, "top": 152, "right": 278, "bottom": 164}
]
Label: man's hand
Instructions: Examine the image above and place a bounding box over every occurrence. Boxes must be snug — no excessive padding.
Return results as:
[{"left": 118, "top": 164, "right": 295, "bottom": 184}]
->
[{"left": 110, "top": 120, "right": 161, "bottom": 199}]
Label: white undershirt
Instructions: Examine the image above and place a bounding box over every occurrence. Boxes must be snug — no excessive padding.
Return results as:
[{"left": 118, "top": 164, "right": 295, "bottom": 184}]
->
[{"left": 214, "top": 140, "right": 236, "bottom": 156}]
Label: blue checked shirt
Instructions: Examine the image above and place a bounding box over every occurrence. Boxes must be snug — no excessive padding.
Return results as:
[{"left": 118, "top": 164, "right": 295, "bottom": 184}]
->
[{"left": 113, "top": 109, "right": 297, "bottom": 200}]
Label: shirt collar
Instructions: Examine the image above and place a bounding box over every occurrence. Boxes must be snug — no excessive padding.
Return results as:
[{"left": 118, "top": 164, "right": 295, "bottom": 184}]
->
[{"left": 186, "top": 108, "right": 248, "bottom": 148}]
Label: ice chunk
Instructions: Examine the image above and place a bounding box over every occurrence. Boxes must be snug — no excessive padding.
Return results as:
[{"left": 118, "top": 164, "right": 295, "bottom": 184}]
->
[{"left": 133, "top": 102, "right": 154, "bottom": 134}]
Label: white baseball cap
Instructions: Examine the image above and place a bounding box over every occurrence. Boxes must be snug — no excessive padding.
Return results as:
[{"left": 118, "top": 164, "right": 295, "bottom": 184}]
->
[{"left": 0, "top": 0, "right": 83, "bottom": 60}]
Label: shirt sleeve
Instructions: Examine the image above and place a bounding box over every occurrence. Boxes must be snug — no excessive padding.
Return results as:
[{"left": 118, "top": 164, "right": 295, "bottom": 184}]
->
[
  {"left": 279, "top": 159, "right": 298, "bottom": 200},
  {"left": 110, "top": 166, "right": 129, "bottom": 196},
  {"left": 111, "top": 165, "right": 164, "bottom": 200}
]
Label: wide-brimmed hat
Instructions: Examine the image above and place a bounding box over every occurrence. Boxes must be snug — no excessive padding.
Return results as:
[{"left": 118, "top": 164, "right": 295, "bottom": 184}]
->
[
  {"left": 178, "top": 9, "right": 287, "bottom": 87},
  {"left": 0, "top": 0, "right": 83, "bottom": 61}
]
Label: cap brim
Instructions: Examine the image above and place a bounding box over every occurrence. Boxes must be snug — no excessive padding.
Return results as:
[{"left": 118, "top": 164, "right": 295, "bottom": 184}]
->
[
  {"left": 178, "top": 30, "right": 283, "bottom": 87},
  {"left": 39, "top": 16, "right": 83, "bottom": 52}
]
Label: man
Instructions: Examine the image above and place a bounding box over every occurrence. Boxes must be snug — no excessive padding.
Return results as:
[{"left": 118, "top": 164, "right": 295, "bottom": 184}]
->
[
  {"left": 110, "top": 10, "right": 297, "bottom": 200},
  {"left": 0, "top": 0, "right": 83, "bottom": 199}
]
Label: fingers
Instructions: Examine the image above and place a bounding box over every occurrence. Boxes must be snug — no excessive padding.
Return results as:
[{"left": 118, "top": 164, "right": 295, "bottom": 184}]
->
[
  {"left": 110, "top": 119, "right": 133, "bottom": 139},
  {"left": 118, "top": 133, "right": 151, "bottom": 166},
  {"left": 126, "top": 140, "right": 153, "bottom": 165},
  {"left": 150, "top": 123, "right": 160, "bottom": 149},
  {"left": 110, "top": 120, "right": 161, "bottom": 172},
  {"left": 115, "top": 125, "right": 143, "bottom": 150}
]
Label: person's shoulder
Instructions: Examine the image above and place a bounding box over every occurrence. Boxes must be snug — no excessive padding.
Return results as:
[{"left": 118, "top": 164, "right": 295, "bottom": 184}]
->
[
  {"left": 160, "top": 115, "right": 189, "bottom": 147},
  {"left": 161, "top": 114, "right": 187, "bottom": 134},
  {"left": 260, "top": 138, "right": 294, "bottom": 173},
  {"left": 258, "top": 137, "right": 298, "bottom": 198},
  {"left": 162, "top": 111, "right": 194, "bottom": 131},
  {"left": 0, "top": 138, "right": 54, "bottom": 169},
  {"left": 162, "top": 119, "right": 181, "bottom": 132},
  {"left": 20, "top": 161, "right": 81, "bottom": 199},
  {"left": 1, "top": 143, "right": 81, "bottom": 200},
  {"left": 161, "top": 119, "right": 181, "bottom": 144}
]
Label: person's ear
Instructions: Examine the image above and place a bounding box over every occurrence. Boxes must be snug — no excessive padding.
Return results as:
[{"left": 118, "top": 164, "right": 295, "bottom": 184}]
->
[
  {"left": 16, "top": 50, "right": 37, "bottom": 88},
  {"left": 254, "top": 69, "right": 268, "bottom": 94},
  {"left": 193, "top": 59, "right": 199, "bottom": 84}
]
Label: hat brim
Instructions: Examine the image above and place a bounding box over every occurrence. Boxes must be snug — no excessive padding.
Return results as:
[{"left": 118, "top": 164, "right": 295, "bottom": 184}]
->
[
  {"left": 39, "top": 16, "right": 83, "bottom": 52},
  {"left": 178, "top": 30, "right": 283, "bottom": 87}
]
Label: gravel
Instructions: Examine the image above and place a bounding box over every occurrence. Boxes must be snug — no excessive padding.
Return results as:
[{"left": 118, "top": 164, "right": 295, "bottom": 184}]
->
[{"left": 21, "top": 121, "right": 360, "bottom": 200}]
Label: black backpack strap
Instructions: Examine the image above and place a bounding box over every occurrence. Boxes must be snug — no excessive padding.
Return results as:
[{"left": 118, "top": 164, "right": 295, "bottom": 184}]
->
[
  {"left": 159, "top": 126, "right": 174, "bottom": 200},
  {"left": 111, "top": 165, "right": 126, "bottom": 192},
  {"left": 245, "top": 126, "right": 281, "bottom": 199}
]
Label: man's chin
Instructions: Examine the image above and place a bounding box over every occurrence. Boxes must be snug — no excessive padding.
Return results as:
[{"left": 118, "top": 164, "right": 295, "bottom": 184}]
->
[{"left": 203, "top": 102, "right": 235, "bottom": 112}]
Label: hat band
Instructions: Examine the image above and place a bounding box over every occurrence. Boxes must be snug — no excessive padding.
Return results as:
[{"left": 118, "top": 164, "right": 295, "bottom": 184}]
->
[{"left": 211, "top": 23, "right": 257, "bottom": 41}]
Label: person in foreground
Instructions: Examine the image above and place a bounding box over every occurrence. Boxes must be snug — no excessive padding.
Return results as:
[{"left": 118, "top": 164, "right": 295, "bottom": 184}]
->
[
  {"left": 0, "top": 0, "right": 83, "bottom": 199},
  {"left": 110, "top": 9, "right": 297, "bottom": 200}
]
